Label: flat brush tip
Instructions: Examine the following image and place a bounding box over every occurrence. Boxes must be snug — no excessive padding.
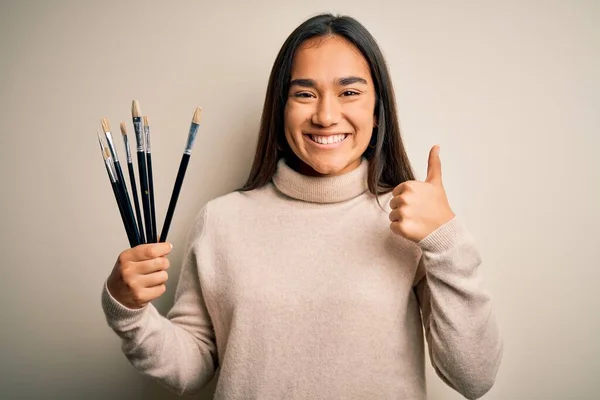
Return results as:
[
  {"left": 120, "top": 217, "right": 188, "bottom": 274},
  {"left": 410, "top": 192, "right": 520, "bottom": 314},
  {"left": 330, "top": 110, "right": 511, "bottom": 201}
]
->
[
  {"left": 143, "top": 116, "right": 149, "bottom": 126},
  {"left": 103, "top": 146, "right": 111, "bottom": 160},
  {"left": 132, "top": 100, "right": 141, "bottom": 118},
  {"left": 101, "top": 118, "right": 110, "bottom": 133},
  {"left": 192, "top": 106, "right": 202, "bottom": 124},
  {"left": 120, "top": 122, "right": 128, "bottom": 135}
]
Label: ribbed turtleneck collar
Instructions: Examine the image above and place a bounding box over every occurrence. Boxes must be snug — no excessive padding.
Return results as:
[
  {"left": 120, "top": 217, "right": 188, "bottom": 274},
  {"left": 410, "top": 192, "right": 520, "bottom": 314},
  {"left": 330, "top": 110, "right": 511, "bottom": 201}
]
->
[{"left": 272, "top": 158, "right": 369, "bottom": 204}]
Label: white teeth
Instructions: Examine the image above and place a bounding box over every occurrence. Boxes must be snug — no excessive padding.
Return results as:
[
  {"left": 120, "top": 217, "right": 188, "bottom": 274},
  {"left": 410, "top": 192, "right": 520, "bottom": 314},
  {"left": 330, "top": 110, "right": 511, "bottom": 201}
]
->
[{"left": 310, "top": 134, "right": 347, "bottom": 144}]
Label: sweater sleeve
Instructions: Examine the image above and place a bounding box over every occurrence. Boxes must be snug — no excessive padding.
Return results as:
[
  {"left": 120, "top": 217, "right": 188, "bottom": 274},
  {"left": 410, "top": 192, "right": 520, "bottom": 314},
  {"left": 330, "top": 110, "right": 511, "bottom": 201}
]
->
[
  {"left": 413, "top": 216, "right": 503, "bottom": 400},
  {"left": 101, "top": 206, "right": 218, "bottom": 395}
]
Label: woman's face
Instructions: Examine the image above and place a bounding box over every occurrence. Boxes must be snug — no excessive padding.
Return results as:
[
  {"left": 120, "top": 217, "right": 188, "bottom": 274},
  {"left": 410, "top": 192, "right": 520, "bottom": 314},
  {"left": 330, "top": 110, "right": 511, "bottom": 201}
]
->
[{"left": 283, "top": 35, "right": 376, "bottom": 177}]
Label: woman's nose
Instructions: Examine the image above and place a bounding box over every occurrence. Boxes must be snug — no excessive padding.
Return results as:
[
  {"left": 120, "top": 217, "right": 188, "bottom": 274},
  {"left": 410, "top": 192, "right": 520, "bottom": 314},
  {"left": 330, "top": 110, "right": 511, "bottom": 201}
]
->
[{"left": 311, "top": 94, "right": 341, "bottom": 127}]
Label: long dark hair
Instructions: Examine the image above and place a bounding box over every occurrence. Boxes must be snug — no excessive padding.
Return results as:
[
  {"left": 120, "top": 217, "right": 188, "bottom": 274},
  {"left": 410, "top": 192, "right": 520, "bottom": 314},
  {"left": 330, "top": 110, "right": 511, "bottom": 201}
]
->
[{"left": 239, "top": 13, "right": 415, "bottom": 197}]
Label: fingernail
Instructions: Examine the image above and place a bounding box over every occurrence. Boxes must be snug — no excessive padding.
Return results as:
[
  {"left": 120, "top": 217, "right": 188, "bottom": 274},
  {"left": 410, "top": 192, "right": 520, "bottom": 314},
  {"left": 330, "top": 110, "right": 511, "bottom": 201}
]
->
[{"left": 168, "top": 242, "right": 173, "bottom": 250}]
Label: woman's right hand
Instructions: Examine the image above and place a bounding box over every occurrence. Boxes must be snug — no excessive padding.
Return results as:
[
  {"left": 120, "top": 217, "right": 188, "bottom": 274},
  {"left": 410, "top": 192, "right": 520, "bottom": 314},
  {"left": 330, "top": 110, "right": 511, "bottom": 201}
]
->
[{"left": 106, "top": 242, "right": 173, "bottom": 309}]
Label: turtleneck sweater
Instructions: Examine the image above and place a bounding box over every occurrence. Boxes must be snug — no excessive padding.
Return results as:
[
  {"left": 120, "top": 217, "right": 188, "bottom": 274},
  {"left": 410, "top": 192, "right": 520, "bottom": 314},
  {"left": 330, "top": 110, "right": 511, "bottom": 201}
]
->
[{"left": 102, "top": 157, "right": 503, "bottom": 400}]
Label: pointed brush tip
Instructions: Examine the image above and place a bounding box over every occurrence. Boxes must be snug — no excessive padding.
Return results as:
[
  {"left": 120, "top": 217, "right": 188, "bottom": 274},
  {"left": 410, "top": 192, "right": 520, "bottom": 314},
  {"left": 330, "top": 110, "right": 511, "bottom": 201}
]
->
[
  {"left": 120, "top": 122, "right": 127, "bottom": 135},
  {"left": 97, "top": 130, "right": 104, "bottom": 150},
  {"left": 143, "top": 115, "right": 149, "bottom": 126},
  {"left": 192, "top": 106, "right": 202, "bottom": 124}
]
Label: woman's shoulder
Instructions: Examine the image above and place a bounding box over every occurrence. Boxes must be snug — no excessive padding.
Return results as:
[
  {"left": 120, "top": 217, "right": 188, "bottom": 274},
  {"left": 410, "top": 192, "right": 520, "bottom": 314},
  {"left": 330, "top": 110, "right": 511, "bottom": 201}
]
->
[
  {"left": 208, "top": 183, "right": 272, "bottom": 208},
  {"left": 184, "top": 184, "right": 273, "bottom": 241},
  {"left": 198, "top": 183, "right": 275, "bottom": 223}
]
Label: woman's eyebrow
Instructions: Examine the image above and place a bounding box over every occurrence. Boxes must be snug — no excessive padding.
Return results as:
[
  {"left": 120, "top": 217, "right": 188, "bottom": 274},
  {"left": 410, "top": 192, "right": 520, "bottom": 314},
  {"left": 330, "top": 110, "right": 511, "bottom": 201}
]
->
[
  {"left": 289, "top": 76, "right": 368, "bottom": 88},
  {"left": 337, "top": 76, "right": 368, "bottom": 86},
  {"left": 289, "top": 78, "right": 316, "bottom": 88}
]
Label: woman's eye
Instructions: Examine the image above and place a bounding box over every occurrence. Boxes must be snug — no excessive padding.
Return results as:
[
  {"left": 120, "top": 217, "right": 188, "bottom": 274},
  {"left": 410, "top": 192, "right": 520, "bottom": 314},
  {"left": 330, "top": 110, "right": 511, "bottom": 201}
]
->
[{"left": 294, "top": 92, "right": 314, "bottom": 98}]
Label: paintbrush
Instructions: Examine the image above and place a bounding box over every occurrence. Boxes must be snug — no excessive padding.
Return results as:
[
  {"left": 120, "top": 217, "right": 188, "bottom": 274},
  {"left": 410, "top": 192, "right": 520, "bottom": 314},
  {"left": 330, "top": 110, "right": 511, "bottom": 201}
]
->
[
  {"left": 101, "top": 117, "right": 141, "bottom": 246},
  {"left": 144, "top": 116, "right": 157, "bottom": 243},
  {"left": 120, "top": 122, "right": 146, "bottom": 244},
  {"left": 98, "top": 131, "right": 136, "bottom": 247},
  {"left": 132, "top": 100, "right": 154, "bottom": 243},
  {"left": 159, "top": 106, "right": 202, "bottom": 242}
]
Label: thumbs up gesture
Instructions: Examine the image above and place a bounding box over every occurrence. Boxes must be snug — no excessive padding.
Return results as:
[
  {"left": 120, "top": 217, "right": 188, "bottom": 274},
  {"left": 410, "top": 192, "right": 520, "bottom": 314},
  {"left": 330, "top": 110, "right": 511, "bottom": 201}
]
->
[{"left": 389, "top": 145, "right": 456, "bottom": 243}]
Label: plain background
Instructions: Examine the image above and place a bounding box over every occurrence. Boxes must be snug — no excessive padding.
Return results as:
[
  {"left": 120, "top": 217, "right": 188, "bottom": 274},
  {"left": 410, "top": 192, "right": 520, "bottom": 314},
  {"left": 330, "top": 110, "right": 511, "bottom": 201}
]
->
[{"left": 1, "top": 0, "right": 598, "bottom": 399}]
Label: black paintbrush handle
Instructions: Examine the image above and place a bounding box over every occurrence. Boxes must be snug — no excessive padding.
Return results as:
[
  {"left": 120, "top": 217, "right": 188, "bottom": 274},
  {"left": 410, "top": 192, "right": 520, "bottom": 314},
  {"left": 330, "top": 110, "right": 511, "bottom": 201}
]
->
[
  {"left": 137, "top": 151, "right": 154, "bottom": 242},
  {"left": 128, "top": 162, "right": 146, "bottom": 244},
  {"left": 147, "top": 153, "right": 157, "bottom": 243},
  {"left": 114, "top": 161, "right": 140, "bottom": 246},
  {"left": 111, "top": 181, "right": 136, "bottom": 248},
  {"left": 159, "top": 154, "right": 190, "bottom": 242}
]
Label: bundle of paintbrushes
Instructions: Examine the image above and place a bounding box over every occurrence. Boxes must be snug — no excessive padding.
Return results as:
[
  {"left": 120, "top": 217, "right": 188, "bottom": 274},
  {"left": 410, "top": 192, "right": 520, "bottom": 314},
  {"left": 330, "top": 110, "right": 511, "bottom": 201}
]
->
[{"left": 97, "top": 101, "right": 202, "bottom": 247}]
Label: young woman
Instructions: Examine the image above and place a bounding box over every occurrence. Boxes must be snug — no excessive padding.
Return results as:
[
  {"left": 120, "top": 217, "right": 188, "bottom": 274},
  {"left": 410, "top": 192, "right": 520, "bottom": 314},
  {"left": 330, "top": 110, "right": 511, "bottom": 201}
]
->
[{"left": 103, "top": 13, "right": 503, "bottom": 400}]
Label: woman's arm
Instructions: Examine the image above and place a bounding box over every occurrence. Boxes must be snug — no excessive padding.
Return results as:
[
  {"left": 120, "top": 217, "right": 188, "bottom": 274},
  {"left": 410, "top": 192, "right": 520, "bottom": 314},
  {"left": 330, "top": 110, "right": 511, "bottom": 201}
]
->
[
  {"left": 413, "top": 217, "right": 503, "bottom": 400},
  {"left": 101, "top": 206, "right": 217, "bottom": 395}
]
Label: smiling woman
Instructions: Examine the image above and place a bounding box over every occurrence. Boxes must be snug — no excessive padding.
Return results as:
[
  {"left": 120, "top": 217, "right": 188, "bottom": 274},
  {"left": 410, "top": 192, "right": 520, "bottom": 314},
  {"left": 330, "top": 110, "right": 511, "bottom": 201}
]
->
[
  {"left": 284, "top": 36, "right": 376, "bottom": 176},
  {"left": 240, "top": 13, "right": 416, "bottom": 193},
  {"left": 102, "top": 13, "right": 503, "bottom": 400}
]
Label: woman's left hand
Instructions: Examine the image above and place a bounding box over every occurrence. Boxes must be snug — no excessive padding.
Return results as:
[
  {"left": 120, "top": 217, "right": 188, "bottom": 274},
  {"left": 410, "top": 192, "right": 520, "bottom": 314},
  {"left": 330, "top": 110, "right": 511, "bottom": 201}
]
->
[{"left": 389, "top": 145, "right": 456, "bottom": 243}]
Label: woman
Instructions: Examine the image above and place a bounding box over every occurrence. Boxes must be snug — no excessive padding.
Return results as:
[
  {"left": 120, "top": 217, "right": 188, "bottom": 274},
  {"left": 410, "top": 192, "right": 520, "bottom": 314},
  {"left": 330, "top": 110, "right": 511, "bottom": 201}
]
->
[{"left": 103, "top": 13, "right": 503, "bottom": 400}]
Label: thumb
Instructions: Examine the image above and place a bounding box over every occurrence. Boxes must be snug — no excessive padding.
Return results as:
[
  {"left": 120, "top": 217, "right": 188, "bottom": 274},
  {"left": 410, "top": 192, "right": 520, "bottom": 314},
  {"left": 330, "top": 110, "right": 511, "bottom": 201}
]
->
[{"left": 425, "top": 145, "right": 442, "bottom": 185}]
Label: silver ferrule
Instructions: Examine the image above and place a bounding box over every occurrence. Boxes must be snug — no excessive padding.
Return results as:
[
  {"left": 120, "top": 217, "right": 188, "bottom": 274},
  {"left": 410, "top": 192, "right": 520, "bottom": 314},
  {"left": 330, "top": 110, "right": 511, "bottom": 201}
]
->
[
  {"left": 105, "top": 132, "right": 119, "bottom": 162},
  {"left": 144, "top": 125, "right": 151, "bottom": 153},
  {"left": 104, "top": 159, "right": 117, "bottom": 182},
  {"left": 184, "top": 122, "right": 200, "bottom": 155},
  {"left": 133, "top": 118, "right": 144, "bottom": 152},
  {"left": 123, "top": 135, "right": 132, "bottom": 163}
]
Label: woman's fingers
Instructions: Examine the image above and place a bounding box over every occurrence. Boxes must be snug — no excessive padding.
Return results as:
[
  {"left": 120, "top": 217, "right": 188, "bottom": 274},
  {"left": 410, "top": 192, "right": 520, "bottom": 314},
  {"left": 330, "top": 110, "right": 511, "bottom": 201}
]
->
[
  {"left": 135, "top": 256, "right": 171, "bottom": 275},
  {"left": 121, "top": 242, "right": 173, "bottom": 263},
  {"left": 138, "top": 270, "right": 169, "bottom": 288},
  {"left": 108, "top": 243, "right": 173, "bottom": 309}
]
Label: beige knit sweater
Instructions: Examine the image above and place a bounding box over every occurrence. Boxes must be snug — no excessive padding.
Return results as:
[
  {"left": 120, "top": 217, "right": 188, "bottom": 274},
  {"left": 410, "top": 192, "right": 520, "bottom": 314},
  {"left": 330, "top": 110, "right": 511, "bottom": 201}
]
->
[{"left": 102, "top": 157, "right": 503, "bottom": 399}]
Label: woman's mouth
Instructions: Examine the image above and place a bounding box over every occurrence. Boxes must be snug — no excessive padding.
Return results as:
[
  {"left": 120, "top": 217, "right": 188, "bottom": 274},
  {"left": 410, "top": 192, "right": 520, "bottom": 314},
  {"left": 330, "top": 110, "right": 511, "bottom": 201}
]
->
[{"left": 305, "top": 134, "right": 349, "bottom": 148}]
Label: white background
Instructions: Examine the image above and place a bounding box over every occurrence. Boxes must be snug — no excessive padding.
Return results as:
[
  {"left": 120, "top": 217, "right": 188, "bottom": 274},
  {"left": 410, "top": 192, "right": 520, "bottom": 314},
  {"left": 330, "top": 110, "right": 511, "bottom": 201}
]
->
[{"left": 0, "top": 1, "right": 598, "bottom": 398}]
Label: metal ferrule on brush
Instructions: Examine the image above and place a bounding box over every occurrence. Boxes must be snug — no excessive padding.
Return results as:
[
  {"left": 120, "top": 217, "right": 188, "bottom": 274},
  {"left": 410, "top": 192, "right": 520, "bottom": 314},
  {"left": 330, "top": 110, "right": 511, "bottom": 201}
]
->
[
  {"left": 123, "top": 135, "right": 132, "bottom": 163},
  {"left": 98, "top": 134, "right": 116, "bottom": 181},
  {"left": 104, "top": 159, "right": 117, "bottom": 182},
  {"left": 144, "top": 125, "right": 151, "bottom": 153},
  {"left": 105, "top": 132, "right": 120, "bottom": 162},
  {"left": 184, "top": 123, "right": 199, "bottom": 155},
  {"left": 133, "top": 118, "right": 144, "bottom": 152}
]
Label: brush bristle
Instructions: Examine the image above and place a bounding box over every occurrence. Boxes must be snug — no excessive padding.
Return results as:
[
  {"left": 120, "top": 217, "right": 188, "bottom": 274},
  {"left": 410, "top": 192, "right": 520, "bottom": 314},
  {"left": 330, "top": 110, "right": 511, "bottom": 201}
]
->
[
  {"left": 120, "top": 122, "right": 127, "bottom": 136},
  {"left": 143, "top": 116, "right": 149, "bottom": 127},
  {"left": 101, "top": 118, "right": 110, "bottom": 133},
  {"left": 103, "top": 146, "right": 111, "bottom": 160},
  {"left": 192, "top": 107, "right": 202, "bottom": 124},
  {"left": 132, "top": 100, "right": 141, "bottom": 118}
]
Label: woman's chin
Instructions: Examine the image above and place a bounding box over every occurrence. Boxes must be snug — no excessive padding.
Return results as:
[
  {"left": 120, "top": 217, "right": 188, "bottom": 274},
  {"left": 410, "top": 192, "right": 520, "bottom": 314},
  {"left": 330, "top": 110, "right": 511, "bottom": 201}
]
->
[{"left": 303, "top": 155, "right": 359, "bottom": 177}]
